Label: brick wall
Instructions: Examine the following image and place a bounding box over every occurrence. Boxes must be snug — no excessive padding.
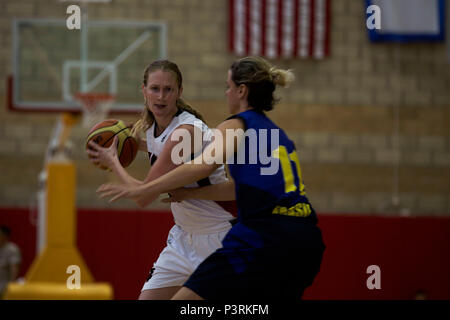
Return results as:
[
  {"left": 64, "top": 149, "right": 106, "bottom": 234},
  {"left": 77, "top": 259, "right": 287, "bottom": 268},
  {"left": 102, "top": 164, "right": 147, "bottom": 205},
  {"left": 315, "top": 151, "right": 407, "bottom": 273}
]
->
[{"left": 0, "top": 0, "right": 449, "bottom": 215}]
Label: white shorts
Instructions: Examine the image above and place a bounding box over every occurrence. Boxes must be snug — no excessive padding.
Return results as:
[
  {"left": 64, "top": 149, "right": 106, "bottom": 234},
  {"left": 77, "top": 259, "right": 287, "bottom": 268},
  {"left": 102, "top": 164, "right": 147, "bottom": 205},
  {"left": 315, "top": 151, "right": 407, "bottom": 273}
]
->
[{"left": 141, "top": 224, "right": 231, "bottom": 291}]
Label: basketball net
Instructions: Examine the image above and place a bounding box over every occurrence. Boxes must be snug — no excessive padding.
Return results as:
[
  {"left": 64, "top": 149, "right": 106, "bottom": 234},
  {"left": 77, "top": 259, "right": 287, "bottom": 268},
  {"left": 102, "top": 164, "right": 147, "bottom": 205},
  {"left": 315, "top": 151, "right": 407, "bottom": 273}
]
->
[{"left": 75, "top": 92, "right": 116, "bottom": 129}]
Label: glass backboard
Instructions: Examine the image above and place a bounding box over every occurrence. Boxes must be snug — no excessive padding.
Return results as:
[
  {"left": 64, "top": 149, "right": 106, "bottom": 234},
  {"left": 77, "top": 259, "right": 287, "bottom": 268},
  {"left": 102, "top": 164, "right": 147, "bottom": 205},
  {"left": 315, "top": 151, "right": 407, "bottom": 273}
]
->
[{"left": 9, "top": 18, "right": 167, "bottom": 113}]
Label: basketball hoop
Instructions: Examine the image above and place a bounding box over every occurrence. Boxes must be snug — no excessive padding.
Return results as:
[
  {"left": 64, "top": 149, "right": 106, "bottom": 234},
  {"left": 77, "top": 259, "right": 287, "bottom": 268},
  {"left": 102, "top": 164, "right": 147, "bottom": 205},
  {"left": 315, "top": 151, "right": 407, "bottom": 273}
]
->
[{"left": 75, "top": 92, "right": 115, "bottom": 128}]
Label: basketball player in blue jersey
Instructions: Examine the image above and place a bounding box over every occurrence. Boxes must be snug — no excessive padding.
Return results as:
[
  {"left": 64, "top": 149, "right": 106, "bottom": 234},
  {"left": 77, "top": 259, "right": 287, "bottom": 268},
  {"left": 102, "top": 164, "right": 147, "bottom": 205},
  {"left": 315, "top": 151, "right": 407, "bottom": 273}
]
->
[
  {"left": 87, "top": 60, "right": 236, "bottom": 300},
  {"left": 98, "top": 56, "right": 326, "bottom": 300}
]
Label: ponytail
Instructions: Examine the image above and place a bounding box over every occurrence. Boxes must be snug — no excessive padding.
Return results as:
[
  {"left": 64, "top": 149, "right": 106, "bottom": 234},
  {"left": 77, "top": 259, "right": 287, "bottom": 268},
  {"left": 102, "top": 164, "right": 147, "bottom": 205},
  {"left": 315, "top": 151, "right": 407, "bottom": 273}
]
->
[
  {"left": 131, "top": 106, "right": 153, "bottom": 138},
  {"left": 176, "top": 98, "right": 207, "bottom": 124},
  {"left": 230, "top": 56, "right": 295, "bottom": 112},
  {"left": 269, "top": 67, "right": 295, "bottom": 88}
]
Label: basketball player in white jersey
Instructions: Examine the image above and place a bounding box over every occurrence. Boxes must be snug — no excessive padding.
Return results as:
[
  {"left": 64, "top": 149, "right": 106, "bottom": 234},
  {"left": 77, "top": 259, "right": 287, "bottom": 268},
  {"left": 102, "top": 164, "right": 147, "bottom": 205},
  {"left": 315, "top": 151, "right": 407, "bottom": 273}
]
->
[{"left": 87, "top": 60, "right": 236, "bottom": 300}]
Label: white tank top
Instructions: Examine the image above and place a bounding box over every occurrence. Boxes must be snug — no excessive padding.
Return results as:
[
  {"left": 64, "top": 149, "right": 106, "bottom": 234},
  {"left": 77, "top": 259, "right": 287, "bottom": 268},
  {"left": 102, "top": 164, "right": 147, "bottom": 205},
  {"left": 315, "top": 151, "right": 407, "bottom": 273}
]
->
[{"left": 146, "top": 110, "right": 235, "bottom": 233}]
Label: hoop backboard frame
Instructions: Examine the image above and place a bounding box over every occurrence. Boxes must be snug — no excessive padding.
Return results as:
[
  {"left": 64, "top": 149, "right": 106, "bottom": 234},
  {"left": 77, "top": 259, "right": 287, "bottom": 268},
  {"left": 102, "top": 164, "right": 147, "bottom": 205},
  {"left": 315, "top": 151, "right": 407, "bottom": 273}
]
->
[{"left": 9, "top": 18, "right": 167, "bottom": 114}]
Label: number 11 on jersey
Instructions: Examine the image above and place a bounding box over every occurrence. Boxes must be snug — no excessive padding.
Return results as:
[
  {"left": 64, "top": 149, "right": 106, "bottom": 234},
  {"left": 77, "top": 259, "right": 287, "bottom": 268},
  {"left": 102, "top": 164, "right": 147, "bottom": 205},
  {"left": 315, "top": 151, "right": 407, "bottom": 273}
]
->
[{"left": 272, "top": 146, "right": 306, "bottom": 196}]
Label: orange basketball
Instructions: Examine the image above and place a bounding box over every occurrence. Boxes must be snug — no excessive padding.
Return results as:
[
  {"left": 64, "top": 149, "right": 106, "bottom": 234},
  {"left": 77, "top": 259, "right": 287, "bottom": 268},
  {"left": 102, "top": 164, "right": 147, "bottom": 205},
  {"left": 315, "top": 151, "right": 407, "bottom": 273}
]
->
[{"left": 86, "top": 119, "right": 138, "bottom": 169}]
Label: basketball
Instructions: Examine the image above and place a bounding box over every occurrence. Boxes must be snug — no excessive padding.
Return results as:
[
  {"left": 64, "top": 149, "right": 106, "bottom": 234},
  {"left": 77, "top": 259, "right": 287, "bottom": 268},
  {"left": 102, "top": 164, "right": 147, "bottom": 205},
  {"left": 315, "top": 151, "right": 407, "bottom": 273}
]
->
[{"left": 86, "top": 119, "right": 138, "bottom": 169}]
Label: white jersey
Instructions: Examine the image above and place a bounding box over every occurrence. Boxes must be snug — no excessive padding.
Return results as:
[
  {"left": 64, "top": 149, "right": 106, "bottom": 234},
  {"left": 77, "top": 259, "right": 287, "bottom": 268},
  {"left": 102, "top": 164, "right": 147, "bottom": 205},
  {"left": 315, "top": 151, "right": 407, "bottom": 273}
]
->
[{"left": 146, "top": 110, "right": 235, "bottom": 234}]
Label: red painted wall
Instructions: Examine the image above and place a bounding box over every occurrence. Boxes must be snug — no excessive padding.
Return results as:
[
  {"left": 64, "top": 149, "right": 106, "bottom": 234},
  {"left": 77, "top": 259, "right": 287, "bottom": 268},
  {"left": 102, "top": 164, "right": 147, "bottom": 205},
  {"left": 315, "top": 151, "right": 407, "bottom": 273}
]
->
[
  {"left": 1, "top": 208, "right": 449, "bottom": 299},
  {"left": 304, "top": 215, "right": 450, "bottom": 300}
]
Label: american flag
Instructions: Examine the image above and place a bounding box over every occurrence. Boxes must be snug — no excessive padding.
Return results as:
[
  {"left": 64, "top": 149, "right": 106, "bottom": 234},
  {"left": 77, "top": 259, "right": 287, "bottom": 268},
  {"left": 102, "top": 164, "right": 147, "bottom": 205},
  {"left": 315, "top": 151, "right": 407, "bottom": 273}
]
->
[{"left": 229, "top": 0, "right": 330, "bottom": 59}]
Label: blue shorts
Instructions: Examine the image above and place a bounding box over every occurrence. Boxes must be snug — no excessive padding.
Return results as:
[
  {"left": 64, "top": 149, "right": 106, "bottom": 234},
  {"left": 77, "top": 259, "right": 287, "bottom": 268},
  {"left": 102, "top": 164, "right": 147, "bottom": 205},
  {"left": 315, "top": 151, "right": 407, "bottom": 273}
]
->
[{"left": 184, "top": 215, "right": 325, "bottom": 300}]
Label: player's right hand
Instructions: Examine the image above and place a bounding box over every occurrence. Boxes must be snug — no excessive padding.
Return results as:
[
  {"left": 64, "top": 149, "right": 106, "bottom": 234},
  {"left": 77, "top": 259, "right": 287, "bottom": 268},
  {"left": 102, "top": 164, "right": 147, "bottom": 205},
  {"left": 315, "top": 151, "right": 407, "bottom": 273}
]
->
[
  {"left": 97, "top": 182, "right": 159, "bottom": 207},
  {"left": 87, "top": 136, "right": 119, "bottom": 170}
]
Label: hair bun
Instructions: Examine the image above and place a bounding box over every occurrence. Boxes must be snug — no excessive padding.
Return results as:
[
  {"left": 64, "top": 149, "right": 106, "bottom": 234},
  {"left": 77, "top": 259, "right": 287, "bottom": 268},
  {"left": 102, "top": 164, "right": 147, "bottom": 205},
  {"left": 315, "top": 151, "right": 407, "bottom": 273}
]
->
[{"left": 269, "top": 67, "right": 295, "bottom": 88}]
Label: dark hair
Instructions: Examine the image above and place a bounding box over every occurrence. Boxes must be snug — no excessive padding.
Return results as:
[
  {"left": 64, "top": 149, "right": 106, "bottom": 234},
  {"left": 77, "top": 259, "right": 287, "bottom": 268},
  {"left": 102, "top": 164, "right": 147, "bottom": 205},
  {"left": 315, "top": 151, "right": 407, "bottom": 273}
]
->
[
  {"left": 0, "top": 225, "right": 11, "bottom": 237},
  {"left": 132, "top": 60, "right": 206, "bottom": 136},
  {"left": 230, "top": 56, "right": 294, "bottom": 112}
]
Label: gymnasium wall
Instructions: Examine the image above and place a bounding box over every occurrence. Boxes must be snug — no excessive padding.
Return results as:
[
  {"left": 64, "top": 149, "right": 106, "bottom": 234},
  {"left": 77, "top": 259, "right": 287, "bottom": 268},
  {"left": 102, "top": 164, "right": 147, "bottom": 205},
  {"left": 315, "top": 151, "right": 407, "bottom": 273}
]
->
[
  {"left": 2, "top": 208, "right": 450, "bottom": 300},
  {"left": 0, "top": 0, "right": 449, "bottom": 216}
]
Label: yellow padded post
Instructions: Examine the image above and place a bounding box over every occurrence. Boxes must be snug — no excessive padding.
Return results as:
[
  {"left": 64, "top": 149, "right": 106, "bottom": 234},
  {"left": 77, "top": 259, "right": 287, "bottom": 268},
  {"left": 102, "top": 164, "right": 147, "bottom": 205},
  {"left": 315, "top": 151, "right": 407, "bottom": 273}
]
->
[
  {"left": 5, "top": 161, "right": 113, "bottom": 299},
  {"left": 5, "top": 282, "right": 113, "bottom": 300},
  {"left": 47, "top": 161, "right": 76, "bottom": 247}
]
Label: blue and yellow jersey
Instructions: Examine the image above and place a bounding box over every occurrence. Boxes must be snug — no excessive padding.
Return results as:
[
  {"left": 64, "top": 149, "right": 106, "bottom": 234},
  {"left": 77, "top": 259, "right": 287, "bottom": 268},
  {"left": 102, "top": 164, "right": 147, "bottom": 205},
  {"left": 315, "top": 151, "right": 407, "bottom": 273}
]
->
[
  {"left": 184, "top": 110, "right": 325, "bottom": 299},
  {"left": 227, "top": 109, "right": 317, "bottom": 224}
]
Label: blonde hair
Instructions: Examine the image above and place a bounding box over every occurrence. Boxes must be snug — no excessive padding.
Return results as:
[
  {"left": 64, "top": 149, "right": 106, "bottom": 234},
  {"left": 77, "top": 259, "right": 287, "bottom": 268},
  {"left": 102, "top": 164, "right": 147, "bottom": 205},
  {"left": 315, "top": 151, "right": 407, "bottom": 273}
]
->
[
  {"left": 131, "top": 60, "right": 206, "bottom": 137},
  {"left": 269, "top": 66, "right": 295, "bottom": 88},
  {"left": 230, "top": 56, "right": 294, "bottom": 112}
]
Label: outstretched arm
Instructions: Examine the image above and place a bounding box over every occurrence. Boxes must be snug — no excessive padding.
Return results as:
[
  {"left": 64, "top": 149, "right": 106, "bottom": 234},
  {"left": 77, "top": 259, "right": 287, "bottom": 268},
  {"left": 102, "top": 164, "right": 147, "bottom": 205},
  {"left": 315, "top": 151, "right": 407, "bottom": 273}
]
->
[
  {"left": 87, "top": 124, "right": 197, "bottom": 186},
  {"left": 98, "top": 154, "right": 217, "bottom": 207},
  {"left": 97, "top": 118, "right": 245, "bottom": 207},
  {"left": 93, "top": 124, "right": 202, "bottom": 207},
  {"left": 163, "top": 180, "right": 236, "bottom": 203},
  {"left": 140, "top": 124, "right": 200, "bottom": 184}
]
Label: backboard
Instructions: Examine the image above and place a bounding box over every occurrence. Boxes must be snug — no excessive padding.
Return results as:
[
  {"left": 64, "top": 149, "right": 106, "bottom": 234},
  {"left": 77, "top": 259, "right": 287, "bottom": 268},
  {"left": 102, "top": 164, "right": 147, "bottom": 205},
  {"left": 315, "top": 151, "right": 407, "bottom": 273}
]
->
[{"left": 9, "top": 18, "right": 167, "bottom": 113}]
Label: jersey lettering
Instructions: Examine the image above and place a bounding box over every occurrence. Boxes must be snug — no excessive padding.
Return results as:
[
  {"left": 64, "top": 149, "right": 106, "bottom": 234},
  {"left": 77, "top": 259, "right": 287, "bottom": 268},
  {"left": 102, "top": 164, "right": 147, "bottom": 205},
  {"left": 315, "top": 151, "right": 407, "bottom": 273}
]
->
[{"left": 272, "top": 146, "right": 306, "bottom": 196}]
